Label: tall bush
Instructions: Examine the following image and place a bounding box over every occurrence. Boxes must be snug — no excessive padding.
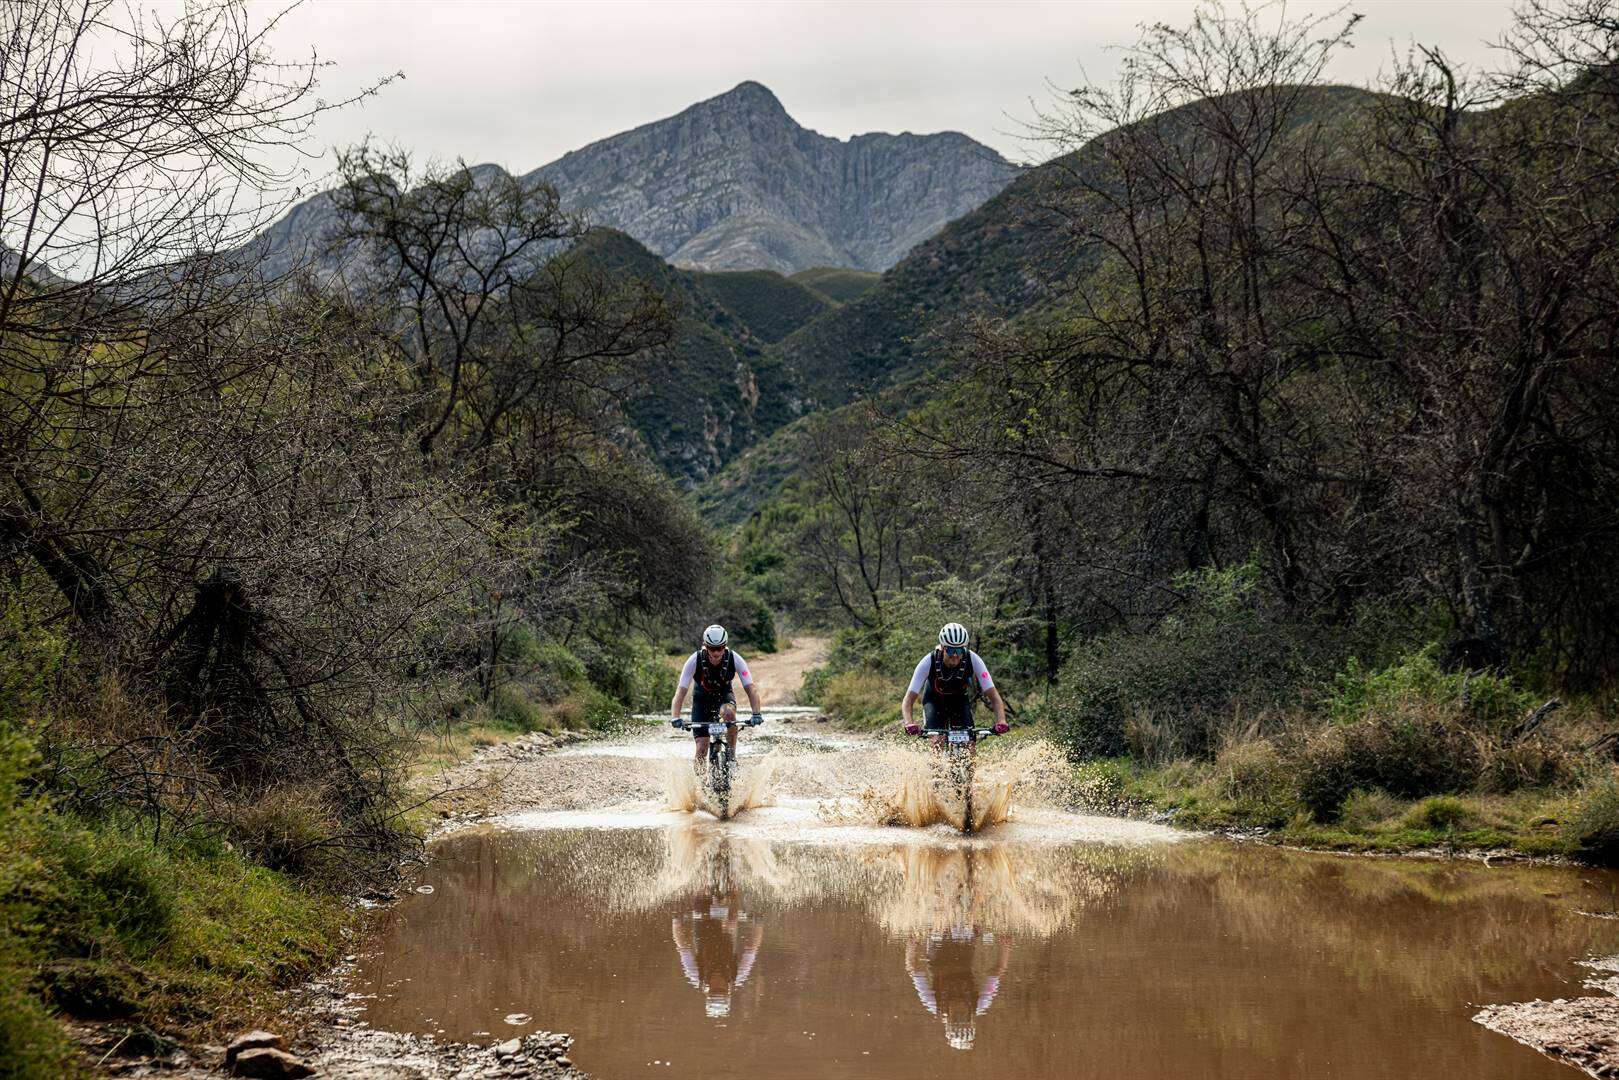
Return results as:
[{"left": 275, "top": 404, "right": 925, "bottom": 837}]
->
[{"left": 1052, "top": 565, "right": 1329, "bottom": 761}]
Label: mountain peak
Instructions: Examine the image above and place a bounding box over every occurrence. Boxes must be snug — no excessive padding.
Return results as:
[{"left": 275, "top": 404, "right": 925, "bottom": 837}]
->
[
  {"left": 525, "top": 81, "right": 1017, "bottom": 273},
  {"left": 704, "top": 80, "right": 788, "bottom": 116}
]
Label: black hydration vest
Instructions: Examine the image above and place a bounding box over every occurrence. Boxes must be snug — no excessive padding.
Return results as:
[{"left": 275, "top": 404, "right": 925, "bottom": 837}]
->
[
  {"left": 926, "top": 647, "right": 974, "bottom": 700},
  {"left": 695, "top": 648, "right": 736, "bottom": 695}
]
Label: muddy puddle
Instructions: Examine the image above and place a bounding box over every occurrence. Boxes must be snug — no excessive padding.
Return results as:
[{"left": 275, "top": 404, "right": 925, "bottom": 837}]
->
[{"left": 361, "top": 728, "right": 1619, "bottom": 1078}]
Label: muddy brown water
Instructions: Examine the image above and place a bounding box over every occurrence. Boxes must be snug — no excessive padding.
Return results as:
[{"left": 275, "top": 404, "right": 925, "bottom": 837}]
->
[{"left": 355, "top": 813, "right": 1619, "bottom": 1079}]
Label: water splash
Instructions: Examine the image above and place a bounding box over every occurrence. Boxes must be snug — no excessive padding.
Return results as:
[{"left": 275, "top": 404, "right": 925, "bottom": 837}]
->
[
  {"left": 828, "top": 739, "right": 1073, "bottom": 833},
  {"left": 662, "top": 752, "right": 781, "bottom": 819}
]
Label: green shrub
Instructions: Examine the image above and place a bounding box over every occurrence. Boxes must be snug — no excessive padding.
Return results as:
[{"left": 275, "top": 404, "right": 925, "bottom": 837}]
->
[
  {"left": 798, "top": 664, "right": 832, "bottom": 706},
  {"left": 1339, "top": 789, "right": 1405, "bottom": 830},
  {"left": 1329, "top": 644, "right": 1533, "bottom": 727},
  {"left": 699, "top": 573, "right": 778, "bottom": 654},
  {"left": 1290, "top": 646, "right": 1572, "bottom": 820},
  {"left": 0, "top": 725, "right": 79, "bottom": 1077},
  {"left": 525, "top": 638, "right": 587, "bottom": 702},
  {"left": 817, "top": 670, "right": 894, "bottom": 728},
  {"left": 1053, "top": 564, "right": 1327, "bottom": 761},
  {"left": 487, "top": 684, "right": 547, "bottom": 732},
  {"left": 579, "top": 687, "right": 629, "bottom": 733},
  {"left": 1291, "top": 704, "right": 1483, "bottom": 820},
  {"left": 1202, "top": 739, "right": 1302, "bottom": 825},
  {"left": 0, "top": 960, "right": 77, "bottom": 1078},
  {"left": 548, "top": 687, "right": 628, "bottom": 733},
  {"left": 496, "top": 622, "right": 547, "bottom": 667},
  {"left": 1403, "top": 795, "right": 1473, "bottom": 831},
  {"left": 1564, "top": 773, "right": 1619, "bottom": 866},
  {"left": 573, "top": 633, "right": 674, "bottom": 709}
]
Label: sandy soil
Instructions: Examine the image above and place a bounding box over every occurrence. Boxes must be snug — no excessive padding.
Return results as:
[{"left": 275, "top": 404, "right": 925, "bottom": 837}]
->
[{"left": 745, "top": 635, "right": 829, "bottom": 705}]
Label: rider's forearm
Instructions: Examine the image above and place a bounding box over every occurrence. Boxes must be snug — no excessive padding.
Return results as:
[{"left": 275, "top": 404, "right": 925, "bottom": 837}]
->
[
  {"left": 988, "top": 689, "right": 1006, "bottom": 726},
  {"left": 671, "top": 686, "right": 688, "bottom": 718},
  {"left": 745, "top": 684, "right": 761, "bottom": 713},
  {"left": 901, "top": 690, "right": 917, "bottom": 724}
]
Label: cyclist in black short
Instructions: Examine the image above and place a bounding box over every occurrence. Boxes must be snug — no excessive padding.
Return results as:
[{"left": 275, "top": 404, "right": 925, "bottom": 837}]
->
[
  {"left": 900, "top": 622, "right": 1009, "bottom": 748},
  {"left": 670, "top": 624, "right": 763, "bottom": 768}
]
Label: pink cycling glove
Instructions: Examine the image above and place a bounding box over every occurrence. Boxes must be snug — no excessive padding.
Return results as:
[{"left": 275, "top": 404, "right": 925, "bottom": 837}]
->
[
  {"left": 904, "top": 723, "right": 921, "bottom": 736},
  {"left": 993, "top": 722, "right": 1010, "bottom": 735}
]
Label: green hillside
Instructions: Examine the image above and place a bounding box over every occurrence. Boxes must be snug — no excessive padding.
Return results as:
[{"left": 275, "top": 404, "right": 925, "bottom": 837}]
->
[
  {"left": 774, "top": 84, "right": 1381, "bottom": 409},
  {"left": 575, "top": 87, "right": 1382, "bottom": 496},
  {"left": 687, "top": 268, "right": 832, "bottom": 343},
  {"left": 788, "top": 266, "right": 880, "bottom": 305},
  {"left": 565, "top": 229, "right": 805, "bottom": 483}
]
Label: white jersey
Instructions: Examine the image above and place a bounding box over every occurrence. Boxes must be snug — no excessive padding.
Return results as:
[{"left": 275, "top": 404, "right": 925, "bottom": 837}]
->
[
  {"left": 907, "top": 650, "right": 994, "bottom": 696},
  {"left": 678, "top": 649, "right": 753, "bottom": 691}
]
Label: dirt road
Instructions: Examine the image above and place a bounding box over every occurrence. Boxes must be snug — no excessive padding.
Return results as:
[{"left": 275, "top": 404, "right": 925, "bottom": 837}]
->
[
  {"left": 743, "top": 635, "right": 828, "bottom": 705},
  {"left": 663, "top": 635, "right": 829, "bottom": 706}
]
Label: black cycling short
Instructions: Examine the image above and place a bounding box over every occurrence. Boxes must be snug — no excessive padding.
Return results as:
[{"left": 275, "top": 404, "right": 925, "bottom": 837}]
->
[
  {"left": 922, "top": 697, "right": 973, "bottom": 732},
  {"left": 690, "top": 688, "right": 736, "bottom": 737}
]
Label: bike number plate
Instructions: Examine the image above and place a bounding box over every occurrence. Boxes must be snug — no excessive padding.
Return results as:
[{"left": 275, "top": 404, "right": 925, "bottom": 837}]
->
[
  {"left": 948, "top": 730, "right": 971, "bottom": 745},
  {"left": 708, "top": 723, "right": 730, "bottom": 737}
]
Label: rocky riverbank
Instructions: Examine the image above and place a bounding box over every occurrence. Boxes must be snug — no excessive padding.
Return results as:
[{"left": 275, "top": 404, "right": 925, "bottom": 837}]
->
[{"left": 1476, "top": 956, "right": 1619, "bottom": 1079}]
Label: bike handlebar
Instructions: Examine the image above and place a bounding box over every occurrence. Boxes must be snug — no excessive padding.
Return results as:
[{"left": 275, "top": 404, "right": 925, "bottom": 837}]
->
[{"left": 909, "top": 728, "right": 997, "bottom": 739}]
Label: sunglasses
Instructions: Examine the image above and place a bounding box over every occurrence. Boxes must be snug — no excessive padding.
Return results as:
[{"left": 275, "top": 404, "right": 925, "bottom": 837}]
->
[
  {"left": 704, "top": 644, "right": 727, "bottom": 653},
  {"left": 943, "top": 646, "right": 966, "bottom": 657}
]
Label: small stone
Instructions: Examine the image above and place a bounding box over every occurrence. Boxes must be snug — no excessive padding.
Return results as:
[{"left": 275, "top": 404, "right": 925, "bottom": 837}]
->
[
  {"left": 416, "top": 885, "right": 435, "bottom": 894},
  {"left": 556, "top": 1055, "right": 573, "bottom": 1067},
  {"left": 231, "top": 1046, "right": 314, "bottom": 1079},
  {"left": 504, "top": 1012, "right": 531, "bottom": 1025},
  {"left": 225, "top": 1031, "right": 284, "bottom": 1068},
  {"left": 495, "top": 1038, "right": 521, "bottom": 1058}
]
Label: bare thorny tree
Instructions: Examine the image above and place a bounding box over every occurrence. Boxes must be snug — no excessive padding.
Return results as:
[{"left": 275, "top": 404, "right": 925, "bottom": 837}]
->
[
  {"left": 881, "top": 0, "right": 1619, "bottom": 687},
  {"left": 0, "top": 0, "right": 589, "bottom": 875},
  {"left": 321, "top": 144, "right": 693, "bottom": 693}
]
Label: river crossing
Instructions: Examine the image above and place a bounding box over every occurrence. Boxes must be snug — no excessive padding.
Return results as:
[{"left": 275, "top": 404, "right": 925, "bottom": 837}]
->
[{"left": 344, "top": 713, "right": 1619, "bottom": 1079}]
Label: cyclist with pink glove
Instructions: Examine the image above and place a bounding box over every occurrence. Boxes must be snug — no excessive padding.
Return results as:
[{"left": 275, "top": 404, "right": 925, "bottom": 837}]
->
[{"left": 900, "top": 623, "right": 1009, "bottom": 748}]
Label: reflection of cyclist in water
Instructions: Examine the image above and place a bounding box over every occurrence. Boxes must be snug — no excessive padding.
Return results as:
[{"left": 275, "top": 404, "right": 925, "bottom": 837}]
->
[
  {"left": 904, "top": 927, "right": 1012, "bottom": 1050},
  {"left": 671, "top": 881, "right": 763, "bottom": 1018}
]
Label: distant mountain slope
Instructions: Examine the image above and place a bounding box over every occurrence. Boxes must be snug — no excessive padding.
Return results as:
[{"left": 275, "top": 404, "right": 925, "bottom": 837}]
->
[
  {"left": 771, "top": 84, "right": 1383, "bottom": 409},
  {"left": 685, "top": 269, "right": 831, "bottom": 344},
  {"left": 241, "top": 82, "right": 1018, "bottom": 281},
  {"left": 565, "top": 230, "right": 823, "bottom": 484},
  {"left": 529, "top": 82, "right": 1019, "bottom": 274},
  {"left": 789, "top": 267, "right": 880, "bottom": 305},
  {"left": 705, "top": 85, "right": 1387, "bottom": 514}
]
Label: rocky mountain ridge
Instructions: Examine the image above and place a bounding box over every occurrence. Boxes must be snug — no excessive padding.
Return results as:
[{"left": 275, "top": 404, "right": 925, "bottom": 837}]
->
[{"left": 246, "top": 81, "right": 1017, "bottom": 278}]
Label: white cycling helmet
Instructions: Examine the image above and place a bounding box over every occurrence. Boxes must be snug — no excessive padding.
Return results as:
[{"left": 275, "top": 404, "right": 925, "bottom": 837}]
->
[
  {"left": 702, "top": 624, "right": 729, "bottom": 648},
  {"left": 939, "top": 622, "right": 969, "bottom": 648}
]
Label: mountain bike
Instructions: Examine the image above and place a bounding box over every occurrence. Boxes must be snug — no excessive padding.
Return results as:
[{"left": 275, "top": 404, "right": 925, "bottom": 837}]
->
[
  {"left": 678, "top": 714, "right": 763, "bottom": 821},
  {"left": 911, "top": 727, "right": 999, "bottom": 835}
]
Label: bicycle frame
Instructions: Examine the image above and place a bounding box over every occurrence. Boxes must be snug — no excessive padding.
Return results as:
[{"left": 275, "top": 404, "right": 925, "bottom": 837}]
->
[
  {"left": 912, "top": 727, "right": 997, "bottom": 835},
  {"left": 698, "top": 719, "right": 739, "bottom": 820}
]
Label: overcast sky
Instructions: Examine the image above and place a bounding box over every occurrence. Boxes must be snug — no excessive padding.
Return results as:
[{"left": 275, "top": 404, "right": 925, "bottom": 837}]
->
[{"left": 247, "top": 0, "right": 1522, "bottom": 188}]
